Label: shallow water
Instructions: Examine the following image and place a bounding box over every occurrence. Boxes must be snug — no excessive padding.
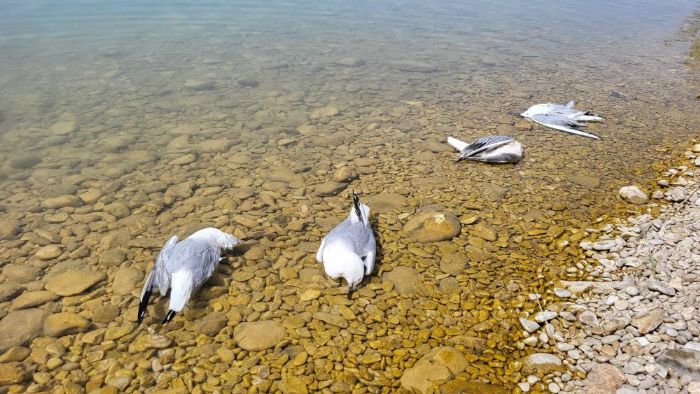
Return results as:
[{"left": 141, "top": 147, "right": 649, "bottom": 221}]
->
[{"left": 0, "top": 0, "right": 699, "bottom": 392}]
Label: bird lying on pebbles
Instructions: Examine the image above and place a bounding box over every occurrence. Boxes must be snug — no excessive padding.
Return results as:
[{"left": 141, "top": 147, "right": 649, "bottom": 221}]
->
[
  {"left": 521, "top": 101, "right": 603, "bottom": 139},
  {"left": 447, "top": 135, "right": 523, "bottom": 163},
  {"left": 316, "top": 192, "right": 376, "bottom": 295},
  {"left": 138, "top": 227, "right": 239, "bottom": 323}
]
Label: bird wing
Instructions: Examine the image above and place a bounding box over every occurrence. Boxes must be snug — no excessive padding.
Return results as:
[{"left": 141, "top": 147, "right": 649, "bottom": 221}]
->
[
  {"left": 460, "top": 135, "right": 513, "bottom": 158},
  {"left": 154, "top": 235, "right": 179, "bottom": 294},
  {"left": 531, "top": 114, "right": 600, "bottom": 139},
  {"left": 164, "top": 240, "right": 222, "bottom": 288},
  {"left": 447, "top": 136, "right": 469, "bottom": 151},
  {"left": 316, "top": 237, "right": 327, "bottom": 263}
]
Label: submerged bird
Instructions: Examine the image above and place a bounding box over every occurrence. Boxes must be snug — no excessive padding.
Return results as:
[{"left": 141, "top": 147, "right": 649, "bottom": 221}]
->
[
  {"left": 316, "top": 192, "right": 376, "bottom": 294},
  {"left": 447, "top": 135, "right": 523, "bottom": 163},
  {"left": 521, "top": 101, "right": 603, "bottom": 139},
  {"left": 138, "top": 227, "right": 239, "bottom": 323}
]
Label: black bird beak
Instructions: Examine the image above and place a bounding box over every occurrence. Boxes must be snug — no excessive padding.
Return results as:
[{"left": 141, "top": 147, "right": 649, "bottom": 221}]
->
[
  {"left": 162, "top": 310, "right": 176, "bottom": 324},
  {"left": 137, "top": 290, "right": 152, "bottom": 322}
]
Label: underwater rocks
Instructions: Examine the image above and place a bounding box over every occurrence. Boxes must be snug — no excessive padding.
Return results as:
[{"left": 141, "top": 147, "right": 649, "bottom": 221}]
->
[
  {"left": 233, "top": 320, "right": 286, "bottom": 351},
  {"left": 0, "top": 218, "right": 20, "bottom": 240},
  {"left": 0, "top": 308, "right": 48, "bottom": 352},
  {"left": 404, "top": 212, "right": 461, "bottom": 242},
  {"left": 400, "top": 347, "right": 468, "bottom": 393},
  {"left": 44, "top": 270, "right": 105, "bottom": 296},
  {"left": 43, "top": 312, "right": 90, "bottom": 337},
  {"left": 42, "top": 195, "right": 82, "bottom": 209},
  {"left": 382, "top": 266, "right": 419, "bottom": 295}
]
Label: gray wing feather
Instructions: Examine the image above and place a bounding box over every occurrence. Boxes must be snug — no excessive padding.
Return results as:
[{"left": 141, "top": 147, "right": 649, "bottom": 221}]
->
[
  {"left": 532, "top": 113, "right": 583, "bottom": 128},
  {"left": 459, "top": 135, "right": 513, "bottom": 158},
  {"left": 154, "top": 235, "right": 178, "bottom": 294},
  {"left": 325, "top": 218, "right": 374, "bottom": 257},
  {"left": 164, "top": 239, "right": 222, "bottom": 288}
]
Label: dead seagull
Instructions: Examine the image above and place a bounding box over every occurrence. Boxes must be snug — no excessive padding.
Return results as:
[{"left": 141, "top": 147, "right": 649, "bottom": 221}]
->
[
  {"left": 316, "top": 192, "right": 376, "bottom": 295},
  {"left": 447, "top": 135, "right": 523, "bottom": 163},
  {"left": 521, "top": 101, "right": 603, "bottom": 139},
  {"left": 138, "top": 227, "right": 239, "bottom": 323}
]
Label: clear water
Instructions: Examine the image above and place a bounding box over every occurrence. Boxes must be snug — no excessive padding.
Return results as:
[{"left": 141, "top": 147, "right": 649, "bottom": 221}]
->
[{"left": 0, "top": 0, "right": 698, "bottom": 391}]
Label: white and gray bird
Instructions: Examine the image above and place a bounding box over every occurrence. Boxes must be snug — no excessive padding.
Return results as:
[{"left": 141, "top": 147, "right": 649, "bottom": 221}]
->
[
  {"left": 138, "top": 227, "right": 239, "bottom": 323},
  {"left": 521, "top": 101, "right": 603, "bottom": 139},
  {"left": 316, "top": 193, "right": 376, "bottom": 294},
  {"left": 447, "top": 135, "right": 523, "bottom": 163}
]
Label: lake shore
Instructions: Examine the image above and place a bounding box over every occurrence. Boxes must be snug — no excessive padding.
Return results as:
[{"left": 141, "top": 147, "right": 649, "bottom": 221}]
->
[{"left": 533, "top": 143, "right": 700, "bottom": 394}]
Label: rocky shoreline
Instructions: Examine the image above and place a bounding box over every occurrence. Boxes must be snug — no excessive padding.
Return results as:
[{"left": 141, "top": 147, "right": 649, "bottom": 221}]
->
[{"left": 513, "top": 143, "right": 700, "bottom": 394}]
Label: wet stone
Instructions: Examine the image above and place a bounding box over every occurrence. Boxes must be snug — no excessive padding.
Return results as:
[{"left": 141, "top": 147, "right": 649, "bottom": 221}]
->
[
  {"left": 313, "top": 181, "right": 347, "bottom": 197},
  {"left": 2, "top": 264, "right": 43, "bottom": 284},
  {"left": 520, "top": 353, "right": 563, "bottom": 374},
  {"left": 49, "top": 120, "right": 78, "bottom": 135},
  {"left": 404, "top": 212, "right": 461, "bottom": 243},
  {"left": 0, "top": 362, "right": 27, "bottom": 385},
  {"left": 0, "top": 308, "right": 48, "bottom": 352},
  {"left": 619, "top": 186, "right": 648, "bottom": 204},
  {"left": 233, "top": 320, "right": 286, "bottom": 351},
  {"left": 313, "top": 311, "right": 348, "bottom": 328},
  {"left": 310, "top": 106, "right": 339, "bottom": 119},
  {"left": 0, "top": 347, "right": 30, "bottom": 363},
  {"left": 93, "top": 304, "right": 120, "bottom": 323},
  {"left": 99, "top": 249, "right": 127, "bottom": 267},
  {"left": 440, "top": 254, "right": 465, "bottom": 275},
  {"left": 0, "top": 218, "right": 20, "bottom": 240},
  {"left": 0, "top": 283, "right": 23, "bottom": 302},
  {"left": 45, "top": 269, "right": 106, "bottom": 296},
  {"left": 42, "top": 195, "right": 82, "bottom": 209},
  {"left": 34, "top": 244, "right": 63, "bottom": 260},
  {"left": 112, "top": 267, "right": 144, "bottom": 295},
  {"left": 383, "top": 266, "right": 419, "bottom": 295},
  {"left": 44, "top": 312, "right": 90, "bottom": 337},
  {"left": 11, "top": 291, "right": 58, "bottom": 310},
  {"left": 193, "top": 312, "right": 228, "bottom": 336}
]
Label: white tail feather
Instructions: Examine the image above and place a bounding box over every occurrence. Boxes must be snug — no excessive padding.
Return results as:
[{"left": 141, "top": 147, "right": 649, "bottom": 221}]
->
[
  {"left": 169, "top": 270, "right": 195, "bottom": 312},
  {"left": 447, "top": 136, "right": 469, "bottom": 151}
]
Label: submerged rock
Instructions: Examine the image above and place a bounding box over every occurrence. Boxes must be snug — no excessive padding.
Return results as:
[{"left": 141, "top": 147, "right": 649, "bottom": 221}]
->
[
  {"left": 400, "top": 347, "right": 467, "bottom": 393},
  {"left": 383, "top": 266, "right": 419, "bottom": 295},
  {"left": 233, "top": 320, "right": 286, "bottom": 351},
  {"left": 404, "top": 212, "right": 461, "bottom": 242},
  {"left": 45, "top": 270, "right": 105, "bottom": 296},
  {"left": 0, "top": 308, "right": 48, "bottom": 352},
  {"left": 43, "top": 312, "right": 90, "bottom": 337},
  {"left": 0, "top": 362, "right": 27, "bottom": 385}
]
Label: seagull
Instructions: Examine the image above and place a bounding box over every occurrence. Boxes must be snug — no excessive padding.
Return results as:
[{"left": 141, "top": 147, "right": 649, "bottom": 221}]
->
[
  {"left": 521, "top": 101, "right": 603, "bottom": 139},
  {"left": 316, "top": 192, "right": 376, "bottom": 295},
  {"left": 138, "top": 227, "right": 239, "bottom": 323},
  {"left": 447, "top": 135, "right": 523, "bottom": 163}
]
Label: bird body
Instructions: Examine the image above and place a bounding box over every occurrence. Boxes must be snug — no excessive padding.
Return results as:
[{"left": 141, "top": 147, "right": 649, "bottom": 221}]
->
[
  {"left": 521, "top": 101, "right": 603, "bottom": 139},
  {"left": 316, "top": 193, "right": 376, "bottom": 292},
  {"left": 138, "top": 227, "right": 239, "bottom": 323},
  {"left": 447, "top": 135, "right": 522, "bottom": 163}
]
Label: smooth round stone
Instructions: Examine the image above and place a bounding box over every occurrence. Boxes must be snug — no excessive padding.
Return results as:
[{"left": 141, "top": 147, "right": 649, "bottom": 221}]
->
[
  {"left": 35, "top": 244, "right": 63, "bottom": 260},
  {"left": 619, "top": 186, "right": 648, "bottom": 204}
]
